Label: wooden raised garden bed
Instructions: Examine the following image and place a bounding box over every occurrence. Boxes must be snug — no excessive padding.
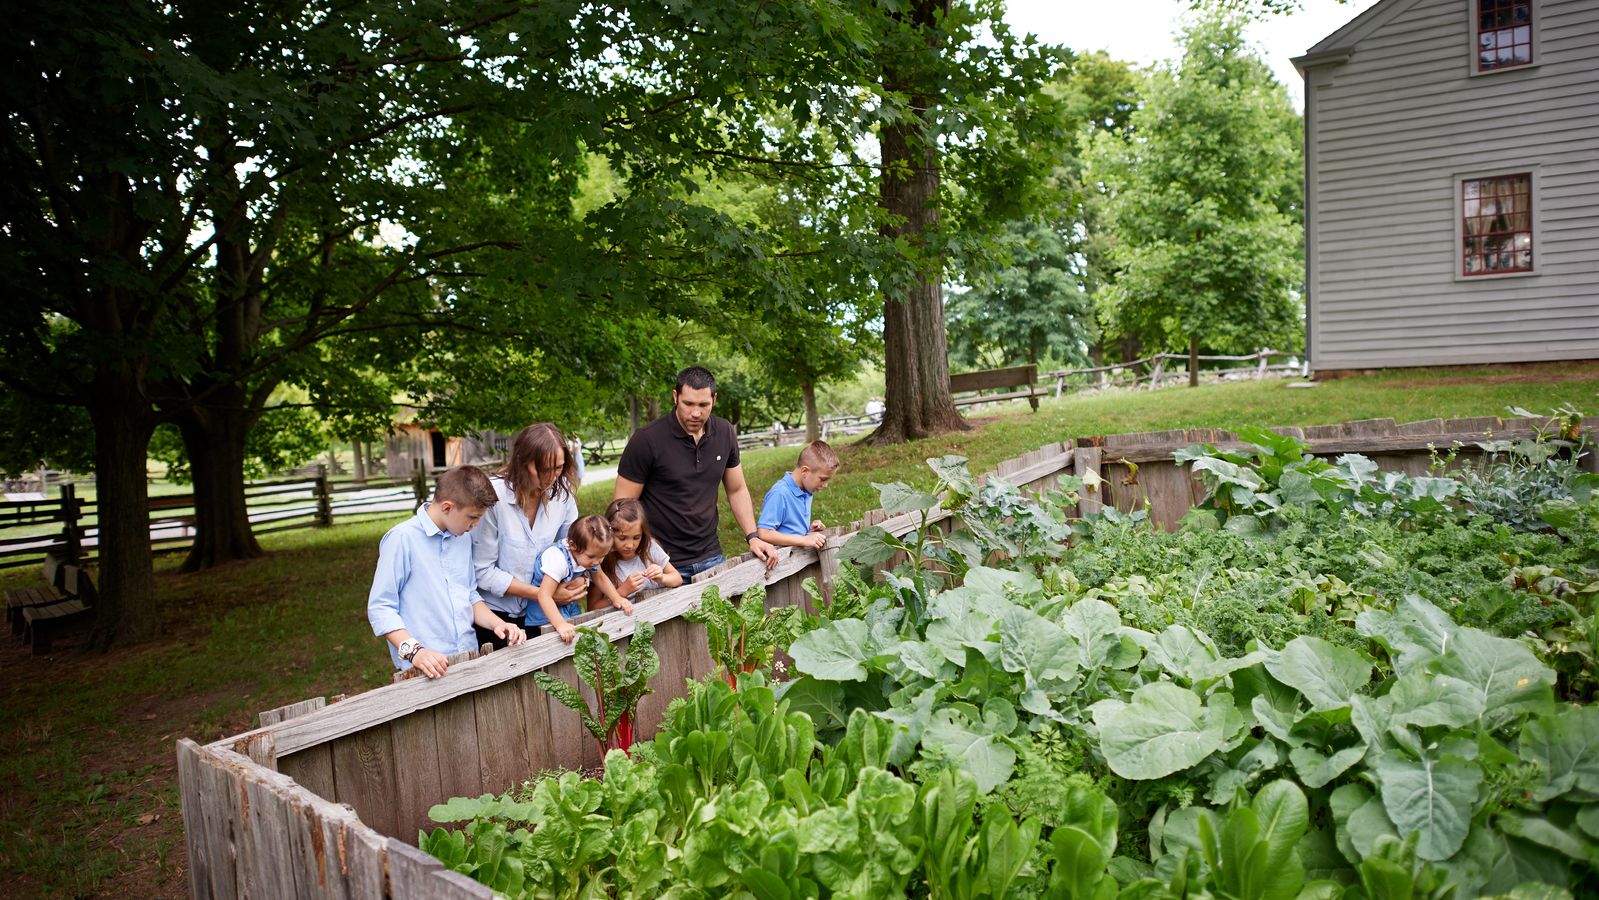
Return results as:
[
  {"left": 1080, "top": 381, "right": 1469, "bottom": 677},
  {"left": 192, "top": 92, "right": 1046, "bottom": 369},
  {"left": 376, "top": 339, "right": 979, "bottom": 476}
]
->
[{"left": 176, "top": 417, "right": 1588, "bottom": 898}]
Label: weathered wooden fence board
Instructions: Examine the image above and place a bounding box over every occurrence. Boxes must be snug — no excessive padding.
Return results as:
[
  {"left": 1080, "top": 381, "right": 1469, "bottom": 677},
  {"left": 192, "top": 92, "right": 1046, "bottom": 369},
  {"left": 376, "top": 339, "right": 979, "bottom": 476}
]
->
[
  {"left": 431, "top": 694, "right": 484, "bottom": 808},
  {"left": 277, "top": 745, "right": 336, "bottom": 812},
  {"left": 330, "top": 724, "right": 399, "bottom": 839},
  {"left": 389, "top": 706, "right": 445, "bottom": 842}
]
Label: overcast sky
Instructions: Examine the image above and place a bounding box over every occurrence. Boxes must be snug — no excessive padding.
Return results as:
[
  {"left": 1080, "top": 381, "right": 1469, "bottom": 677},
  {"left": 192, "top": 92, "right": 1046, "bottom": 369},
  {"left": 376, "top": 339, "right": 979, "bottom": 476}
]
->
[{"left": 1003, "top": 0, "right": 1382, "bottom": 108}]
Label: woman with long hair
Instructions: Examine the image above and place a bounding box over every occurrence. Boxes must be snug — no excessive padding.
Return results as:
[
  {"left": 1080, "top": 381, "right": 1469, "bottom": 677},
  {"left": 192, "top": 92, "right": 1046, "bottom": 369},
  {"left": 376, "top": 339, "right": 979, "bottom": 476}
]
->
[{"left": 470, "top": 423, "right": 585, "bottom": 648}]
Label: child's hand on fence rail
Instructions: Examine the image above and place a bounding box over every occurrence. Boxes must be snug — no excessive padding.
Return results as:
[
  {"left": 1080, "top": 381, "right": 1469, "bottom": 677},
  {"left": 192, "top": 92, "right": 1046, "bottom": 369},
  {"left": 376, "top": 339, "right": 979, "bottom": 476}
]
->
[{"left": 411, "top": 648, "right": 449, "bottom": 679}]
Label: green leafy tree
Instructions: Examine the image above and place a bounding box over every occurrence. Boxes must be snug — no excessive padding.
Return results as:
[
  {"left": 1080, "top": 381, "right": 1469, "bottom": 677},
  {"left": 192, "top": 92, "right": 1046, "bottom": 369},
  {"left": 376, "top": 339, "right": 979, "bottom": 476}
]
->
[
  {"left": 947, "top": 51, "right": 1141, "bottom": 376},
  {"left": 1085, "top": 13, "right": 1304, "bottom": 384},
  {"left": 948, "top": 218, "right": 1092, "bottom": 371},
  {"left": 4, "top": 1, "right": 985, "bottom": 645},
  {"left": 865, "top": 1, "right": 1057, "bottom": 443}
]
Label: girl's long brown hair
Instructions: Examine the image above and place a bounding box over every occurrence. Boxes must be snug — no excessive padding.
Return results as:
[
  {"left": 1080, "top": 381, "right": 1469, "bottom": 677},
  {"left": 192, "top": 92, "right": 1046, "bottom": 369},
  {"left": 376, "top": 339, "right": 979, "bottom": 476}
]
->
[
  {"left": 601, "top": 498, "right": 656, "bottom": 584},
  {"left": 498, "top": 423, "right": 578, "bottom": 525}
]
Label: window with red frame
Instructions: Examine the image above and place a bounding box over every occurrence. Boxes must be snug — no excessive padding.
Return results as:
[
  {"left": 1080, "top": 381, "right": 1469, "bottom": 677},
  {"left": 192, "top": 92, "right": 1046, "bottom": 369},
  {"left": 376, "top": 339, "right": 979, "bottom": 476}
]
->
[
  {"left": 1462, "top": 174, "right": 1532, "bottom": 276},
  {"left": 1477, "top": 0, "right": 1532, "bottom": 71}
]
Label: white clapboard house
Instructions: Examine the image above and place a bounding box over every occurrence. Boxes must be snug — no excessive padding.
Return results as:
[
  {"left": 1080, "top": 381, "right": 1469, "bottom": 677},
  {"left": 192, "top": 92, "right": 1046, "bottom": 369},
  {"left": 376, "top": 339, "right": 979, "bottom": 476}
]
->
[{"left": 1294, "top": 0, "right": 1598, "bottom": 373}]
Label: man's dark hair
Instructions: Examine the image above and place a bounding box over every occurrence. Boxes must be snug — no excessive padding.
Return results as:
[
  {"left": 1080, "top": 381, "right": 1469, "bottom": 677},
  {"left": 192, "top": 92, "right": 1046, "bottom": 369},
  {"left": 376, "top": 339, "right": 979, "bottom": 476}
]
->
[{"left": 674, "top": 366, "right": 717, "bottom": 395}]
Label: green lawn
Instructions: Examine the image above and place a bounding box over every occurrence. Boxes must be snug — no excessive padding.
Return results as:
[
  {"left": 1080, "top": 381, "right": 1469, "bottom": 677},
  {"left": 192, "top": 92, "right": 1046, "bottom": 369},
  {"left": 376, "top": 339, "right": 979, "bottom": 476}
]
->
[{"left": 2, "top": 360, "right": 1595, "bottom": 897}]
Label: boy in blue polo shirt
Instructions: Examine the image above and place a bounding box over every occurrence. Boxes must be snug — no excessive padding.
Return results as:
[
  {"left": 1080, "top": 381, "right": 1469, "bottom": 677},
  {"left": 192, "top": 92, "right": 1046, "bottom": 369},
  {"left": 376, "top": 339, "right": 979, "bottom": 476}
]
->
[
  {"left": 368, "top": 466, "right": 526, "bottom": 679},
  {"left": 756, "top": 440, "right": 840, "bottom": 551}
]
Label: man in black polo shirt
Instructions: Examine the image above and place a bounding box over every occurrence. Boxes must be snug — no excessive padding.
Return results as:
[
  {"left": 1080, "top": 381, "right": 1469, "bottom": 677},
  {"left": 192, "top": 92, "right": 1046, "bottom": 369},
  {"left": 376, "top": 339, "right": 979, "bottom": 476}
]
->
[{"left": 614, "top": 367, "right": 779, "bottom": 579}]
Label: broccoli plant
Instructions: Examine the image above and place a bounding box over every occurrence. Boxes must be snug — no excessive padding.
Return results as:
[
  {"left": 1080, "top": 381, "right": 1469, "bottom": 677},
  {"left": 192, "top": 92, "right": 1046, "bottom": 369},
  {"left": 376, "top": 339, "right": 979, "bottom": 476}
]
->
[{"left": 533, "top": 620, "right": 659, "bottom": 755}]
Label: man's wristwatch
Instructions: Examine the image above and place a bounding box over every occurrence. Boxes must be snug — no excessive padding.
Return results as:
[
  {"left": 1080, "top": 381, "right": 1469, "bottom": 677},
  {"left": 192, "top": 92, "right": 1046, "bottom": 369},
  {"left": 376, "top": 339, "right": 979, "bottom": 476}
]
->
[
  {"left": 745, "top": 531, "right": 760, "bottom": 543},
  {"left": 398, "top": 639, "right": 422, "bottom": 662}
]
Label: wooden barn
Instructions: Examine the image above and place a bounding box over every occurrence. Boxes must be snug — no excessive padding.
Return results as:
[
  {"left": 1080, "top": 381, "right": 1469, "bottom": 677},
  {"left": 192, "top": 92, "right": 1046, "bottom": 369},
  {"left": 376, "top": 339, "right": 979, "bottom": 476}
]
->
[
  {"left": 1294, "top": 0, "right": 1599, "bottom": 374},
  {"left": 382, "top": 421, "right": 509, "bottom": 478}
]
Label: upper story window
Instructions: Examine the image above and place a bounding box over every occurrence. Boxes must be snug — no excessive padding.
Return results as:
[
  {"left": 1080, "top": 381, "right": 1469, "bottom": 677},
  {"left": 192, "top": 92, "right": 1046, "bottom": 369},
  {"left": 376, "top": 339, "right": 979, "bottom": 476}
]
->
[
  {"left": 1462, "top": 174, "right": 1532, "bottom": 276},
  {"left": 1476, "top": 0, "right": 1533, "bottom": 71}
]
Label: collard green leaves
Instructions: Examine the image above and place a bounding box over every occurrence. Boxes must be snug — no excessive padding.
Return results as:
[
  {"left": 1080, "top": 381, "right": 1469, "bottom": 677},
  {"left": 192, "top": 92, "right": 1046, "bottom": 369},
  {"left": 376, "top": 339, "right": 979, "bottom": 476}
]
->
[
  {"left": 1265, "top": 636, "right": 1371, "bottom": 712},
  {"left": 1095, "top": 682, "right": 1228, "bottom": 780}
]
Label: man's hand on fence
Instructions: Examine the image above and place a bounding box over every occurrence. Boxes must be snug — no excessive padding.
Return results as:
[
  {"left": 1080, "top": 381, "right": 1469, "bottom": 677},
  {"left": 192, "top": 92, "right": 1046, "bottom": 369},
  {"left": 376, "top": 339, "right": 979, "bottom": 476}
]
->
[{"left": 748, "top": 535, "right": 778, "bottom": 570}]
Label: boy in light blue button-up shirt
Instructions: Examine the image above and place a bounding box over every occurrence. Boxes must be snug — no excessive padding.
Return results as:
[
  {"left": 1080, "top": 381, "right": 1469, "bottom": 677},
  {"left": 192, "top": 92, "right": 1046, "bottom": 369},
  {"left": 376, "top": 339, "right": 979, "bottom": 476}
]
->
[{"left": 368, "top": 467, "right": 526, "bottom": 678}]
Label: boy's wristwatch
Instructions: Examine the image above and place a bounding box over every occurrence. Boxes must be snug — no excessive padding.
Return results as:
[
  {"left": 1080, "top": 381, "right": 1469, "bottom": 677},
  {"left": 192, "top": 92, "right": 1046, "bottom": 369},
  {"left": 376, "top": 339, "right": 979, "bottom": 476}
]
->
[
  {"left": 745, "top": 531, "right": 760, "bottom": 542},
  {"left": 399, "top": 640, "right": 422, "bottom": 662}
]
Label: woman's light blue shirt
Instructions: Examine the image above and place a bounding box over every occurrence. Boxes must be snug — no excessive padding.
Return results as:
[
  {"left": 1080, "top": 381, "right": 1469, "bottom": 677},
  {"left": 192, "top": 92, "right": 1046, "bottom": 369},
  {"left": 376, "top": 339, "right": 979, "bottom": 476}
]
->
[
  {"left": 367, "top": 505, "right": 479, "bottom": 669},
  {"left": 472, "top": 474, "right": 578, "bottom": 617}
]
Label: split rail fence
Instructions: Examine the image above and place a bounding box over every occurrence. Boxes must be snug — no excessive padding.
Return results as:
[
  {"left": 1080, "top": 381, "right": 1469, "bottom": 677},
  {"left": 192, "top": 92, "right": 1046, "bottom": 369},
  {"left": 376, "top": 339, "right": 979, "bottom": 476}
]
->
[
  {"left": 0, "top": 468, "right": 430, "bottom": 570},
  {"left": 177, "top": 413, "right": 1591, "bottom": 899}
]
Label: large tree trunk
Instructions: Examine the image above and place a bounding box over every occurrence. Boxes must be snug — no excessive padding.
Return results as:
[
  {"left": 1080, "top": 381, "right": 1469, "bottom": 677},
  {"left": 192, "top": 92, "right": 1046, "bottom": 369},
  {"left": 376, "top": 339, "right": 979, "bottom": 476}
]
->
[
  {"left": 352, "top": 440, "right": 367, "bottom": 483},
  {"left": 1119, "top": 335, "right": 1141, "bottom": 364},
  {"left": 1188, "top": 335, "right": 1200, "bottom": 388},
  {"left": 801, "top": 380, "right": 820, "bottom": 443},
  {"left": 87, "top": 391, "right": 159, "bottom": 649},
  {"left": 866, "top": 4, "right": 968, "bottom": 445},
  {"left": 176, "top": 388, "right": 263, "bottom": 572}
]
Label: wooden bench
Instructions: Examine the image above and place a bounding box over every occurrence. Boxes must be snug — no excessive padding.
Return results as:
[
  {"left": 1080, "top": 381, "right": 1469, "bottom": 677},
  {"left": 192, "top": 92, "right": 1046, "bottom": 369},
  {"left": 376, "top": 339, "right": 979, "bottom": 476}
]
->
[
  {"left": 5, "top": 550, "right": 69, "bottom": 633},
  {"left": 21, "top": 563, "right": 96, "bottom": 653},
  {"left": 949, "top": 364, "right": 1045, "bottom": 412}
]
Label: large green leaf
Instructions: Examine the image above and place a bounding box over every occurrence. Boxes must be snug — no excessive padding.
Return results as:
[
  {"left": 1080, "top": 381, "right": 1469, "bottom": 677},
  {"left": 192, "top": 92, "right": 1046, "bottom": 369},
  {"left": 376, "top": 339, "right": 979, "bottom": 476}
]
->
[
  {"left": 1289, "top": 744, "right": 1366, "bottom": 789},
  {"left": 789, "top": 619, "right": 873, "bottom": 681},
  {"left": 1265, "top": 636, "right": 1371, "bottom": 712},
  {"left": 1147, "top": 625, "right": 1216, "bottom": 683},
  {"left": 924, "top": 607, "right": 999, "bottom": 666},
  {"left": 1373, "top": 752, "right": 1482, "bottom": 860},
  {"left": 1095, "top": 682, "right": 1226, "bottom": 780},
  {"left": 1355, "top": 595, "right": 1456, "bottom": 673},
  {"left": 1383, "top": 669, "right": 1484, "bottom": 731},
  {"left": 927, "top": 455, "right": 974, "bottom": 502},
  {"left": 839, "top": 525, "right": 901, "bottom": 566},
  {"left": 1429, "top": 627, "right": 1555, "bottom": 727},
  {"left": 1519, "top": 705, "right": 1599, "bottom": 801},
  {"left": 1345, "top": 796, "right": 1399, "bottom": 861},
  {"left": 997, "top": 607, "right": 1079, "bottom": 687},
  {"left": 874, "top": 481, "right": 939, "bottom": 516},
  {"left": 1062, "top": 598, "right": 1141, "bottom": 670},
  {"left": 921, "top": 708, "right": 1016, "bottom": 794}
]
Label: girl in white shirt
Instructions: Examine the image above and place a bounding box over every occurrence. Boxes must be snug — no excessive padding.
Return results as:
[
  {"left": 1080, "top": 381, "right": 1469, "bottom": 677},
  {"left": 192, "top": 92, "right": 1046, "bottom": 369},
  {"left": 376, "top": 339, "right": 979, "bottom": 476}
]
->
[{"left": 601, "top": 498, "right": 684, "bottom": 600}]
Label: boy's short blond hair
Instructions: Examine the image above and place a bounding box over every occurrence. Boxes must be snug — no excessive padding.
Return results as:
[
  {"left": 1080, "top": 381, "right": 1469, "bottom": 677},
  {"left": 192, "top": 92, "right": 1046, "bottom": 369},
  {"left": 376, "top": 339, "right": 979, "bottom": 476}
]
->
[
  {"left": 434, "top": 465, "right": 497, "bottom": 509},
  {"left": 797, "top": 440, "right": 840, "bottom": 472}
]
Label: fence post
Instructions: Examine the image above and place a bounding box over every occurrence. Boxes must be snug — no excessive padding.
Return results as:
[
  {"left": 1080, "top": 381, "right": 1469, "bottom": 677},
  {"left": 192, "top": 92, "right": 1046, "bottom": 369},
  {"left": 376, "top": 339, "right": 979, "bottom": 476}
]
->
[
  {"left": 1257, "top": 350, "right": 1269, "bottom": 378},
  {"left": 60, "top": 482, "right": 82, "bottom": 562},
  {"left": 412, "top": 459, "right": 427, "bottom": 509},
  {"left": 314, "top": 464, "right": 332, "bottom": 527}
]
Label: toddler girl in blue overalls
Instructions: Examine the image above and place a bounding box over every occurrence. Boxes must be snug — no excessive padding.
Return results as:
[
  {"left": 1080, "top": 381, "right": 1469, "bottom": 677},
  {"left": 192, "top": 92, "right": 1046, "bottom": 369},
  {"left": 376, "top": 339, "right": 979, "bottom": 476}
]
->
[{"left": 526, "top": 514, "right": 634, "bottom": 643}]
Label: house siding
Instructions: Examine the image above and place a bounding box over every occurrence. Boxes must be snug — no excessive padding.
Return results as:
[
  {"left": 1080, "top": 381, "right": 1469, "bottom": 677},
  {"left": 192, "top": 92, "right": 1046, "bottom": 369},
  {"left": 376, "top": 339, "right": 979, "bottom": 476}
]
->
[{"left": 1305, "top": 0, "right": 1599, "bottom": 371}]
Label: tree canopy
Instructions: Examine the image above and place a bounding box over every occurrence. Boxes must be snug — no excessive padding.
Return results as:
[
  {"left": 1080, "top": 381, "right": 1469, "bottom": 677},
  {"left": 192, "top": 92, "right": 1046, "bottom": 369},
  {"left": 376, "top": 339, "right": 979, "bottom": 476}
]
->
[
  {"left": 2, "top": 0, "right": 1055, "bottom": 645},
  {"left": 1084, "top": 13, "right": 1304, "bottom": 361}
]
